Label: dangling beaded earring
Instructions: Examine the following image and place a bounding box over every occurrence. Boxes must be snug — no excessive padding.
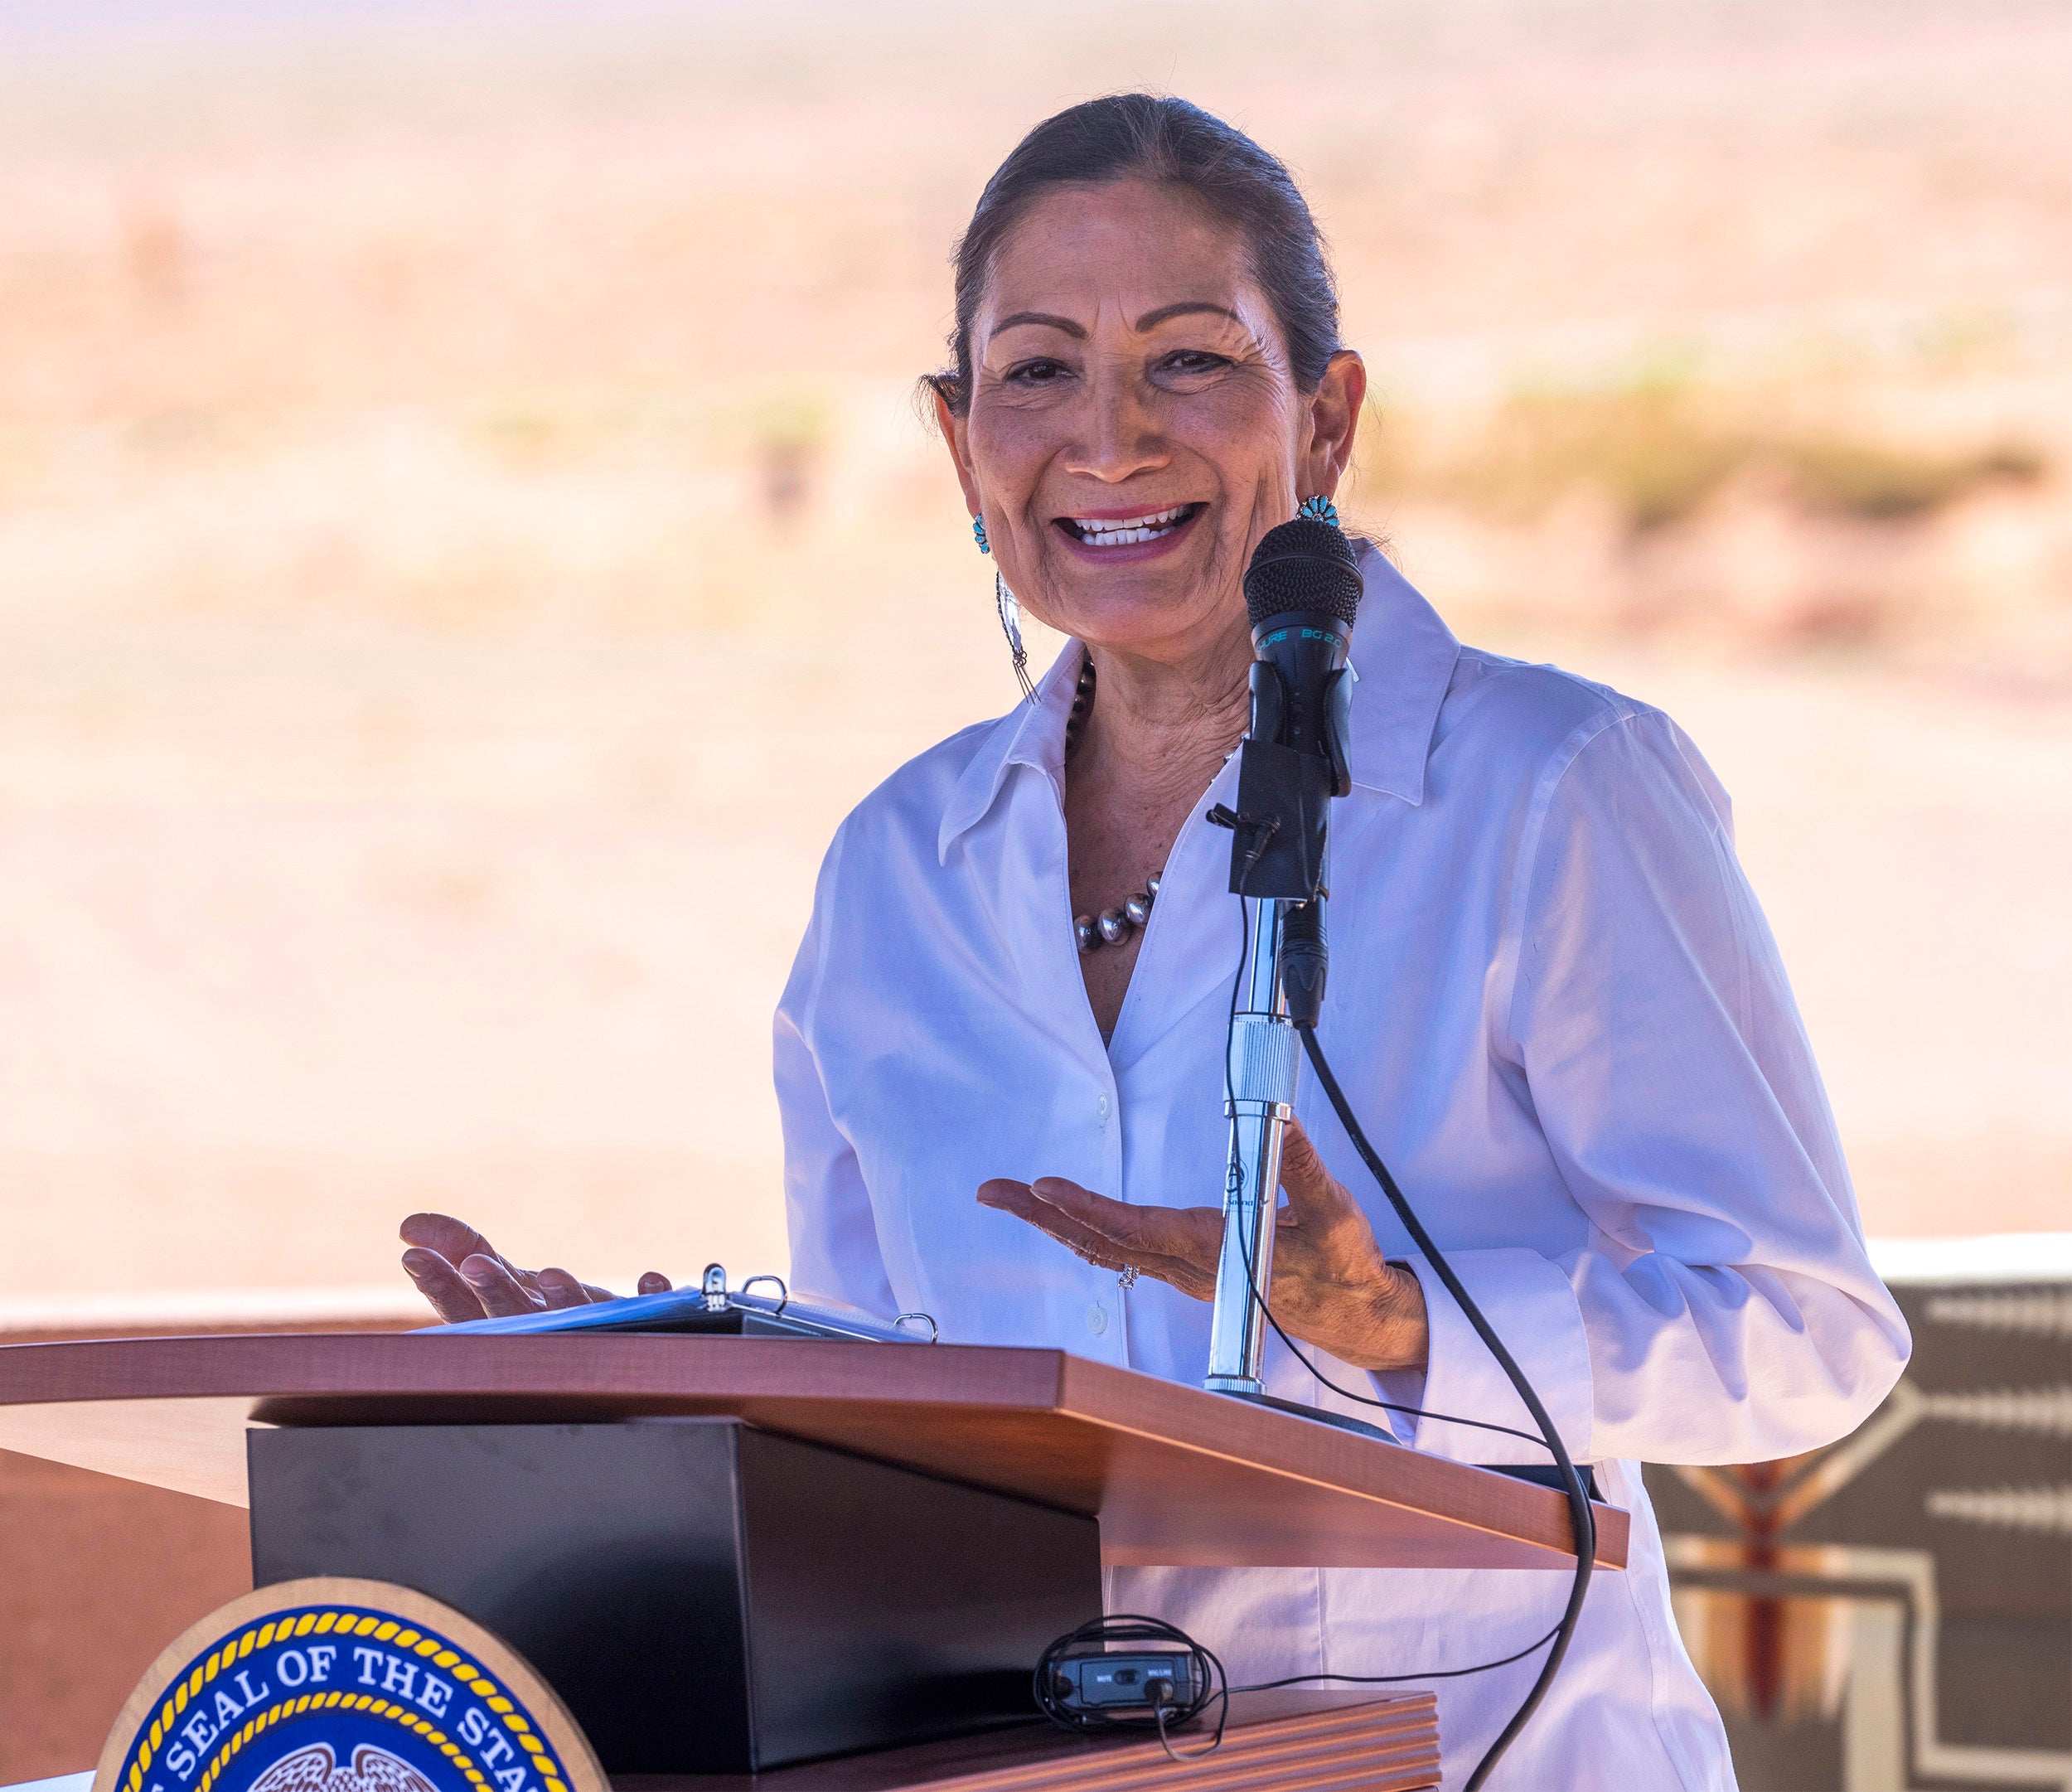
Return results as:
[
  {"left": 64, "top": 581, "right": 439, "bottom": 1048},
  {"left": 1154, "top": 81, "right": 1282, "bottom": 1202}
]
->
[
  {"left": 975, "top": 512, "right": 1036, "bottom": 704},
  {"left": 1298, "top": 493, "right": 1341, "bottom": 527}
]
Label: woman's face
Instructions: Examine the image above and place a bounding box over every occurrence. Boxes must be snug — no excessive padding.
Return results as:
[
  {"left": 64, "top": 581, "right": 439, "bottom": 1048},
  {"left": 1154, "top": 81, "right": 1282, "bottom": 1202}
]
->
[{"left": 937, "top": 177, "right": 1364, "bottom": 667}]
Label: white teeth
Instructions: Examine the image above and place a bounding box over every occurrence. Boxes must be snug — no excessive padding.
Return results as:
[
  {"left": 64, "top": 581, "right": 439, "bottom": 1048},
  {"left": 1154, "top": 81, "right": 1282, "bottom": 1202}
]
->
[{"left": 1072, "top": 504, "right": 1193, "bottom": 546}]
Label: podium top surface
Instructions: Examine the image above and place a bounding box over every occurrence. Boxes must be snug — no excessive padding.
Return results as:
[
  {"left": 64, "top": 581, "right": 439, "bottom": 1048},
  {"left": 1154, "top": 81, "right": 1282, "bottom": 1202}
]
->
[{"left": 0, "top": 1331, "right": 1624, "bottom": 1572}]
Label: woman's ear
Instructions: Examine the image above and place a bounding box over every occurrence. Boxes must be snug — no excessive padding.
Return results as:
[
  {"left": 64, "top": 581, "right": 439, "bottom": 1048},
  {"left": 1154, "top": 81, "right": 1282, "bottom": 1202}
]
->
[
  {"left": 932, "top": 385, "right": 985, "bottom": 518},
  {"left": 1301, "top": 350, "right": 1367, "bottom": 498}
]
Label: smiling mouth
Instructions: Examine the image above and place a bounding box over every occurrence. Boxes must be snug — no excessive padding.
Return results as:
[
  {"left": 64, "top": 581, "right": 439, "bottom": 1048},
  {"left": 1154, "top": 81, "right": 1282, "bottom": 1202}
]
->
[{"left": 1057, "top": 503, "right": 1205, "bottom": 548}]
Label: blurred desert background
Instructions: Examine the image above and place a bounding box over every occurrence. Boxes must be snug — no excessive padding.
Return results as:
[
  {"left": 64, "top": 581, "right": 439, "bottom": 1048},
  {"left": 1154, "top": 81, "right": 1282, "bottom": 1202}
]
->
[{"left": 2, "top": 0, "right": 2070, "bottom": 1316}]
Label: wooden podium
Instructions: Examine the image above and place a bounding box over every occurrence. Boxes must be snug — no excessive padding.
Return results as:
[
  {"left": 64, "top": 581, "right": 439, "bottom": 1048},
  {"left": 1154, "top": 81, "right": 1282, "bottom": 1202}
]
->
[{"left": 0, "top": 1333, "right": 1625, "bottom": 1788}]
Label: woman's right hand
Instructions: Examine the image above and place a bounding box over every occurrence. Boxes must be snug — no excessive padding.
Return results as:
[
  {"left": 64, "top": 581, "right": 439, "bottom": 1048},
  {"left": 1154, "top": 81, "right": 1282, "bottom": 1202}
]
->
[{"left": 399, "top": 1213, "right": 673, "bottom": 1323}]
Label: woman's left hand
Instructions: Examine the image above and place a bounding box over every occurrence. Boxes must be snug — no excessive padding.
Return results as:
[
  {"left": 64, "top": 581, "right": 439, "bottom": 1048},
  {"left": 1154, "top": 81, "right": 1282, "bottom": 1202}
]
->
[{"left": 976, "top": 1119, "right": 1429, "bottom": 1372}]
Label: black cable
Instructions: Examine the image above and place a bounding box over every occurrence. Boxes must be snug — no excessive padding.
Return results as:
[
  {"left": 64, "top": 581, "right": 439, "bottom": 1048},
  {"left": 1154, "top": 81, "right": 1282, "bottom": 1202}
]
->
[
  {"left": 1222, "top": 892, "right": 1555, "bottom": 1454},
  {"left": 1150, "top": 1689, "right": 1224, "bottom": 1764},
  {"left": 1297, "top": 1021, "right": 1596, "bottom": 1791},
  {"left": 1217, "top": 1088, "right": 1578, "bottom": 1706},
  {"left": 1035, "top": 1607, "right": 1566, "bottom": 1761},
  {"left": 1235, "top": 1218, "right": 1550, "bottom": 1458},
  {"left": 1232, "top": 1620, "right": 1564, "bottom": 1692},
  {"left": 1227, "top": 1219, "right": 1575, "bottom": 1706},
  {"left": 1215, "top": 871, "right": 1595, "bottom": 1787},
  {"left": 1190, "top": 824, "right": 1596, "bottom": 1782}
]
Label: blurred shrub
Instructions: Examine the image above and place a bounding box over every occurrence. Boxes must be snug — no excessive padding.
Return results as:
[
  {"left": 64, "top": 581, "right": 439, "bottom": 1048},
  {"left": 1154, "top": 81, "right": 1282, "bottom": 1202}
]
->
[
  {"left": 1784, "top": 438, "right": 2045, "bottom": 521},
  {"left": 714, "top": 390, "right": 828, "bottom": 528},
  {"left": 1436, "top": 384, "right": 2046, "bottom": 535}
]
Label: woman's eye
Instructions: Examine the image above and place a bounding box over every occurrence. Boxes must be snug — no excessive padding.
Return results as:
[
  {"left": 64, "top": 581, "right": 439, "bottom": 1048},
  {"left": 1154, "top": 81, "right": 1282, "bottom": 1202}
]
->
[
  {"left": 1161, "top": 351, "right": 1232, "bottom": 375},
  {"left": 1005, "top": 358, "right": 1071, "bottom": 385}
]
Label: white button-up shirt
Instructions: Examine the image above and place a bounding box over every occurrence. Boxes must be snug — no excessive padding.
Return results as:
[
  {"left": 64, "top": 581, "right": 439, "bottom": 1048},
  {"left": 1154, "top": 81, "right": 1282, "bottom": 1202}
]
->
[{"left": 773, "top": 545, "right": 1910, "bottom": 1790}]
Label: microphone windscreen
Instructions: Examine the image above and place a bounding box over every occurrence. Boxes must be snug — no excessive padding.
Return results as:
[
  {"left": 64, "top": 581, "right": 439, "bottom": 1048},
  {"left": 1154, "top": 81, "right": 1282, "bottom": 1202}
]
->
[{"left": 1242, "top": 518, "right": 1363, "bottom": 630}]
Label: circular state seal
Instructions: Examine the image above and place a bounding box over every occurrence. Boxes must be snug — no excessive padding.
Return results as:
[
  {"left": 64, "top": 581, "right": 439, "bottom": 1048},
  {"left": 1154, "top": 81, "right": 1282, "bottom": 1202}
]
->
[{"left": 94, "top": 1579, "right": 606, "bottom": 1792}]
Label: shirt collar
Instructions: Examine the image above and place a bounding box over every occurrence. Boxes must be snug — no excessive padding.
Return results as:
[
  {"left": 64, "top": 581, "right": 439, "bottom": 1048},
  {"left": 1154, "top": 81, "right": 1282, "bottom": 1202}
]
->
[
  {"left": 937, "top": 639, "right": 1082, "bottom": 862},
  {"left": 936, "top": 543, "right": 1460, "bottom": 861},
  {"left": 1342, "top": 540, "right": 1461, "bottom": 806}
]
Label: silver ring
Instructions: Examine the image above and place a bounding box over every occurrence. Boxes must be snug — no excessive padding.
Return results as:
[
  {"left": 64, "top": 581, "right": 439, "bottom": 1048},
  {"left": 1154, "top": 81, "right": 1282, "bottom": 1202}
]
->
[{"left": 1116, "top": 1265, "right": 1139, "bottom": 1291}]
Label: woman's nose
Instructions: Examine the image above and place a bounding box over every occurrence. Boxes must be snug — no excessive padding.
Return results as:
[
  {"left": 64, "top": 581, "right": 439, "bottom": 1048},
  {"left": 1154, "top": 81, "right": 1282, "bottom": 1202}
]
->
[{"left": 1061, "top": 363, "right": 1169, "bottom": 484}]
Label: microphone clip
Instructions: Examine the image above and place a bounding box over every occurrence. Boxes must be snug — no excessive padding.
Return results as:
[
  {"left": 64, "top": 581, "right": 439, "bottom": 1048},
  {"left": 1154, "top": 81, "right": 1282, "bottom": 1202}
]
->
[{"left": 1213, "top": 741, "right": 1333, "bottom": 901}]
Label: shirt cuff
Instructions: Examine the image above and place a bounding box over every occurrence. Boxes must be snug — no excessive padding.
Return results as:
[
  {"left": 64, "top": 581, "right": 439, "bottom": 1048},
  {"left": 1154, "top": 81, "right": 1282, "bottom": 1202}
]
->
[{"left": 1383, "top": 1247, "right": 1595, "bottom": 1465}]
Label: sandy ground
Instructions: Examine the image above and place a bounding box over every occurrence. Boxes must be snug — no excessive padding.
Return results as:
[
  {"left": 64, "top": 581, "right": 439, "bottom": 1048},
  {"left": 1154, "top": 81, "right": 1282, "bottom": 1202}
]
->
[{"left": 1, "top": 0, "right": 2068, "bottom": 1304}]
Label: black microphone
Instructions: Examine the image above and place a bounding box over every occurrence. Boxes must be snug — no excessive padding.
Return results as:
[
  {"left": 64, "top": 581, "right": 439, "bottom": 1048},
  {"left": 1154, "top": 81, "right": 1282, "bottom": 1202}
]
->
[
  {"left": 1208, "top": 517, "right": 1363, "bottom": 1024},
  {"left": 1217, "top": 517, "right": 1363, "bottom": 894}
]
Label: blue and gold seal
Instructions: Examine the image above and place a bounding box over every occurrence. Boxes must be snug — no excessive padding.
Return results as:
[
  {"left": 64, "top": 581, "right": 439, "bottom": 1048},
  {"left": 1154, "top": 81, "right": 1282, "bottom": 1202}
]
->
[{"left": 94, "top": 1579, "right": 605, "bottom": 1792}]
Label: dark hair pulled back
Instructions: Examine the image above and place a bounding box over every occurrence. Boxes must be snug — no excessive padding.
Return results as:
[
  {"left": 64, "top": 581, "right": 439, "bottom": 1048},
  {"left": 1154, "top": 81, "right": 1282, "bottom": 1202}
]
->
[{"left": 928, "top": 94, "right": 1341, "bottom": 415}]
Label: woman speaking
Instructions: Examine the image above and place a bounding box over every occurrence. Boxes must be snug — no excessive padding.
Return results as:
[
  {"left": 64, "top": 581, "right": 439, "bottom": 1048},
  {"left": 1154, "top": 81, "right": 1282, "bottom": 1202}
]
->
[{"left": 402, "top": 96, "right": 1910, "bottom": 1790}]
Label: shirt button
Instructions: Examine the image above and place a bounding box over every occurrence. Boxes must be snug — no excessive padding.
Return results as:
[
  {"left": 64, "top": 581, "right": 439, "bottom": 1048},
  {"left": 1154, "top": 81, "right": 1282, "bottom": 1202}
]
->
[
  {"left": 1085, "top": 1304, "right": 1110, "bottom": 1337},
  {"left": 1096, "top": 1094, "right": 1112, "bottom": 1121}
]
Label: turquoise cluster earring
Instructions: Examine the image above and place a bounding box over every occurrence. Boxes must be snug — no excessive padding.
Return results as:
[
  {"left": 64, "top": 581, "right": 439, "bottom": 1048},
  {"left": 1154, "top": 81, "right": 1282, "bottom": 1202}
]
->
[
  {"left": 1298, "top": 494, "right": 1341, "bottom": 527},
  {"left": 974, "top": 512, "right": 1035, "bottom": 703}
]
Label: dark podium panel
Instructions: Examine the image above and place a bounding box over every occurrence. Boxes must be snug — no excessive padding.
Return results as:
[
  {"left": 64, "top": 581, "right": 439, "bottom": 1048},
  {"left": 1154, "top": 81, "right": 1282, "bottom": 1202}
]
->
[{"left": 249, "top": 1418, "right": 1099, "bottom": 1775}]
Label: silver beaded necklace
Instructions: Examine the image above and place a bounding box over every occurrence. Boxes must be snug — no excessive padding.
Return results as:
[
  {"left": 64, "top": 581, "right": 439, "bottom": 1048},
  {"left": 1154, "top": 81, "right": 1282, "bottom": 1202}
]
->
[{"left": 1064, "top": 655, "right": 1162, "bottom": 956}]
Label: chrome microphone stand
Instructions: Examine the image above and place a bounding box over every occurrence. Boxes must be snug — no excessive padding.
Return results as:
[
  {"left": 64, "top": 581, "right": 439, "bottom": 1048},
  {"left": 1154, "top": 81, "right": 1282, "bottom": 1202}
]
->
[
  {"left": 1203, "top": 884, "right": 1382, "bottom": 1439},
  {"left": 1203, "top": 894, "right": 1300, "bottom": 1395}
]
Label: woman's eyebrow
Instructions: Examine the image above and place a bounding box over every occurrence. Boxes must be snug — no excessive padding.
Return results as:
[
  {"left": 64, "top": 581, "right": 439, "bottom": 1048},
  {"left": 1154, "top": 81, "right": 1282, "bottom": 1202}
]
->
[
  {"left": 1134, "top": 300, "right": 1244, "bottom": 331},
  {"left": 991, "top": 310, "right": 1087, "bottom": 340}
]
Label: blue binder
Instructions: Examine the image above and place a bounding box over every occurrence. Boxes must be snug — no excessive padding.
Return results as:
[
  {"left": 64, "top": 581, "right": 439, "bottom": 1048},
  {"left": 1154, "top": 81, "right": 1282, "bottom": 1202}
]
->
[{"left": 425, "top": 1282, "right": 931, "bottom": 1344}]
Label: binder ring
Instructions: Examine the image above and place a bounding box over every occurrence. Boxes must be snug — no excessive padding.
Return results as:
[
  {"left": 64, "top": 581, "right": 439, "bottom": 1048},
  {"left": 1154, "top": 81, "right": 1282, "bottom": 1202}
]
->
[
  {"left": 739, "top": 1273, "right": 789, "bottom": 1315},
  {"left": 894, "top": 1311, "right": 940, "bottom": 1343}
]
